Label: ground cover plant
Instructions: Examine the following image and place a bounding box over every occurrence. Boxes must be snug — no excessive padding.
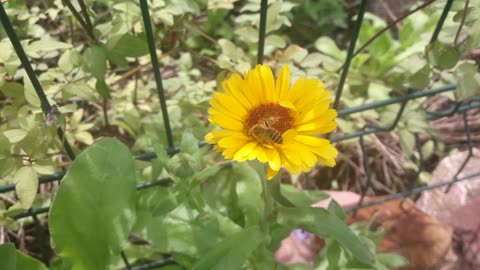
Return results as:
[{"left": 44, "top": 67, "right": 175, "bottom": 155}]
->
[{"left": 0, "top": 0, "right": 479, "bottom": 269}]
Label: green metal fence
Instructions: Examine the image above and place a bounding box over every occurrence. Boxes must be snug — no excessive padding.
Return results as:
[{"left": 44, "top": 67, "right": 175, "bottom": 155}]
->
[{"left": 0, "top": 0, "right": 479, "bottom": 269}]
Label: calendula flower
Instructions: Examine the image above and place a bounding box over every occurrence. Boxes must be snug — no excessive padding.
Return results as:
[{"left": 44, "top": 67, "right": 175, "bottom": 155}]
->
[{"left": 205, "top": 64, "right": 338, "bottom": 179}]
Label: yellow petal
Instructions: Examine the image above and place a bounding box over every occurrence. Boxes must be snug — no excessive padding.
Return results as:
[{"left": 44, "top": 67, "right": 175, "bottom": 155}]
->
[
  {"left": 258, "top": 65, "right": 275, "bottom": 102},
  {"left": 234, "top": 141, "right": 259, "bottom": 161},
  {"left": 276, "top": 64, "right": 290, "bottom": 101},
  {"left": 281, "top": 129, "right": 297, "bottom": 143},
  {"left": 223, "top": 73, "right": 255, "bottom": 108},
  {"left": 266, "top": 165, "right": 279, "bottom": 180},
  {"left": 211, "top": 92, "right": 248, "bottom": 119},
  {"left": 208, "top": 110, "right": 244, "bottom": 131},
  {"left": 218, "top": 135, "right": 250, "bottom": 148}
]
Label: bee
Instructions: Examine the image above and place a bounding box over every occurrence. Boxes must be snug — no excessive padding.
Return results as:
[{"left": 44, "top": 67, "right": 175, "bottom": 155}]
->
[{"left": 248, "top": 119, "right": 283, "bottom": 144}]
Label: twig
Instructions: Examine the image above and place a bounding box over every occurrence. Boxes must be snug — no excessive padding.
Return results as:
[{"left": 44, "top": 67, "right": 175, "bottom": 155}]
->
[
  {"left": 337, "top": 0, "right": 437, "bottom": 72},
  {"left": 184, "top": 22, "right": 218, "bottom": 44},
  {"left": 454, "top": 0, "right": 469, "bottom": 46},
  {"left": 78, "top": 0, "right": 93, "bottom": 32},
  {"left": 0, "top": 194, "right": 16, "bottom": 205},
  {"left": 62, "top": 0, "right": 95, "bottom": 42}
]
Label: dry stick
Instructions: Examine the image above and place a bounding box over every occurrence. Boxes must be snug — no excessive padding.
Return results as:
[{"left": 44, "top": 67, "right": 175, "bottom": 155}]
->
[
  {"left": 337, "top": 0, "right": 437, "bottom": 72},
  {"left": 62, "top": 0, "right": 95, "bottom": 42},
  {"left": 184, "top": 22, "right": 218, "bottom": 44},
  {"left": 454, "top": 0, "right": 469, "bottom": 46}
]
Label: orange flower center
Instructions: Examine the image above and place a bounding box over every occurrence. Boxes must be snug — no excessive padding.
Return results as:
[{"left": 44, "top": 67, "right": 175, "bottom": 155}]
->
[{"left": 244, "top": 103, "right": 294, "bottom": 144}]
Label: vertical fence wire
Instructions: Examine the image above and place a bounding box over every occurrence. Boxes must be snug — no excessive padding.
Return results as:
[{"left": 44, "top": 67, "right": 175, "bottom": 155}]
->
[
  {"left": 256, "top": 0, "right": 268, "bottom": 65},
  {"left": 430, "top": 0, "right": 455, "bottom": 43},
  {"left": 332, "top": 0, "right": 367, "bottom": 110},
  {"left": 139, "top": 0, "right": 175, "bottom": 151},
  {"left": 0, "top": 4, "right": 76, "bottom": 160}
]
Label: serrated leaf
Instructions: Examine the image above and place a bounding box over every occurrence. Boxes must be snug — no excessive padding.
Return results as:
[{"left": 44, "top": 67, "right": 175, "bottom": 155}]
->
[
  {"left": 14, "top": 166, "right": 38, "bottom": 210},
  {"left": 49, "top": 138, "right": 137, "bottom": 270},
  {"left": 192, "top": 226, "right": 264, "bottom": 270}
]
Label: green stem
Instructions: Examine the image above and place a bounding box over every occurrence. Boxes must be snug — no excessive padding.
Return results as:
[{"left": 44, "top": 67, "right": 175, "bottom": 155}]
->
[{"left": 103, "top": 98, "right": 110, "bottom": 127}]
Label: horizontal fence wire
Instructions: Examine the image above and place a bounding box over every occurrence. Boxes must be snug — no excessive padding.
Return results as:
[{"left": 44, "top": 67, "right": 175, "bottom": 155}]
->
[{"left": 1, "top": 0, "right": 479, "bottom": 269}]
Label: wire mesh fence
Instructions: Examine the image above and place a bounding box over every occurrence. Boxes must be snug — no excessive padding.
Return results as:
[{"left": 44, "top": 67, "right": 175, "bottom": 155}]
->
[{"left": 0, "top": 0, "right": 479, "bottom": 269}]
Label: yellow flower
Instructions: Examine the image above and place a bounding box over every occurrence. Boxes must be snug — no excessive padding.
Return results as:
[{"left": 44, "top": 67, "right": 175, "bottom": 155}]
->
[{"left": 205, "top": 64, "right": 338, "bottom": 179}]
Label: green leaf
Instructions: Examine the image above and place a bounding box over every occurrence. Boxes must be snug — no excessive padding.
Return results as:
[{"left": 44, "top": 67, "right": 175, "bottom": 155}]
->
[
  {"left": 408, "top": 64, "right": 430, "bottom": 89},
  {"left": 281, "top": 185, "right": 329, "bottom": 207},
  {"left": 0, "top": 133, "right": 11, "bottom": 153},
  {"left": 23, "top": 77, "right": 41, "bottom": 107},
  {"left": 14, "top": 166, "right": 38, "bottom": 210},
  {"left": 314, "top": 36, "right": 345, "bottom": 60},
  {"left": 192, "top": 226, "right": 264, "bottom": 270},
  {"left": 0, "top": 243, "right": 49, "bottom": 270},
  {"left": 108, "top": 33, "right": 149, "bottom": 59},
  {"left": 0, "top": 157, "right": 17, "bottom": 178},
  {"left": 278, "top": 206, "right": 373, "bottom": 264},
  {"left": 180, "top": 132, "right": 199, "bottom": 155},
  {"left": 138, "top": 206, "right": 241, "bottom": 257},
  {"left": 0, "top": 243, "right": 16, "bottom": 270},
  {"left": 218, "top": 39, "right": 244, "bottom": 61},
  {"left": 426, "top": 42, "right": 459, "bottom": 70},
  {"left": 399, "top": 129, "right": 415, "bottom": 158},
  {"left": 15, "top": 250, "right": 49, "bottom": 270},
  {"left": 328, "top": 200, "right": 346, "bottom": 221},
  {"left": 82, "top": 46, "right": 107, "bottom": 79},
  {"left": 25, "top": 40, "right": 72, "bottom": 58},
  {"left": 49, "top": 138, "right": 137, "bottom": 270},
  {"left": 17, "top": 126, "right": 49, "bottom": 157},
  {"left": 376, "top": 253, "right": 407, "bottom": 268},
  {"left": 62, "top": 81, "right": 98, "bottom": 101},
  {"left": 94, "top": 79, "right": 111, "bottom": 99},
  {"left": 455, "top": 62, "right": 480, "bottom": 100},
  {"left": 58, "top": 49, "right": 82, "bottom": 74},
  {"left": 234, "top": 163, "right": 264, "bottom": 226},
  {"left": 326, "top": 241, "right": 341, "bottom": 270}
]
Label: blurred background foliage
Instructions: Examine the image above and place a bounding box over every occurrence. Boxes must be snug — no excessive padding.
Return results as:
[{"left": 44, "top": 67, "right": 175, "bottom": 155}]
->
[{"left": 0, "top": 0, "right": 479, "bottom": 268}]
